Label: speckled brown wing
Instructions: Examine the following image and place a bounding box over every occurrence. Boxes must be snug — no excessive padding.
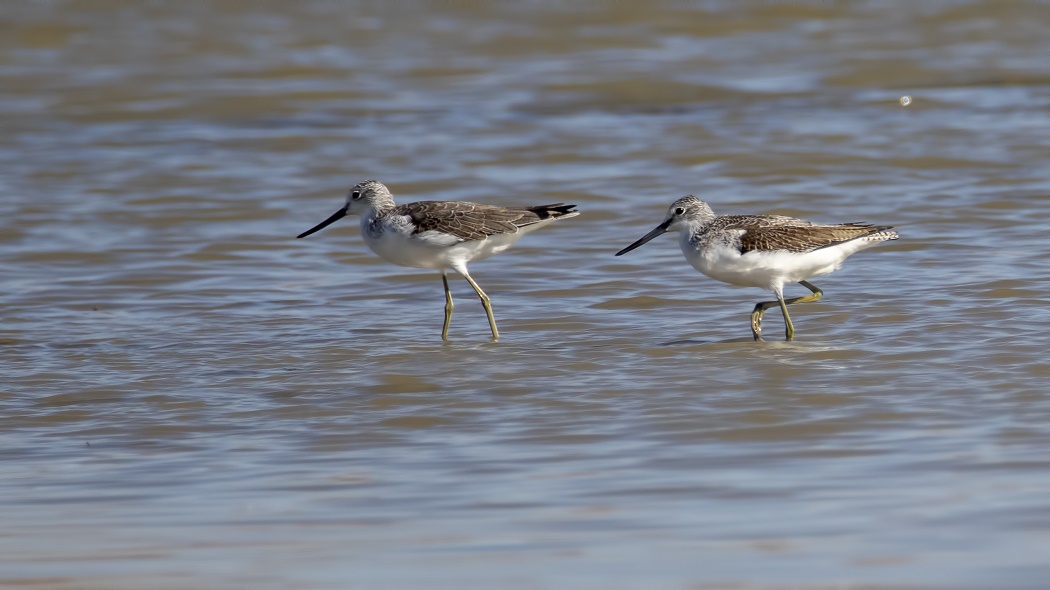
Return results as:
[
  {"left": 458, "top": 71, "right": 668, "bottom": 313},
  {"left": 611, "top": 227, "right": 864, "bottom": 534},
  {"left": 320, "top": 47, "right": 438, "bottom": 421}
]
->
[
  {"left": 400, "top": 201, "right": 576, "bottom": 242},
  {"left": 719, "top": 215, "right": 892, "bottom": 254}
]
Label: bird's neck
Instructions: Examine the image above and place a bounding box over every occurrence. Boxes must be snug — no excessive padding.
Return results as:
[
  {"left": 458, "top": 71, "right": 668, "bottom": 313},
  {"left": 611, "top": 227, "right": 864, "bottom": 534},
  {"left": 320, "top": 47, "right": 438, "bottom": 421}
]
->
[
  {"left": 364, "top": 200, "right": 396, "bottom": 220},
  {"left": 375, "top": 197, "right": 397, "bottom": 211},
  {"left": 360, "top": 201, "right": 399, "bottom": 237},
  {"left": 680, "top": 218, "right": 712, "bottom": 247}
]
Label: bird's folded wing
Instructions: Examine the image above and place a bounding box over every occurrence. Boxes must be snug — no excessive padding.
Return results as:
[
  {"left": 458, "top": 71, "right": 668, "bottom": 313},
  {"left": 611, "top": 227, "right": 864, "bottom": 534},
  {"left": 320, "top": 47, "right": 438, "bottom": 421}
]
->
[
  {"left": 733, "top": 221, "right": 884, "bottom": 254},
  {"left": 403, "top": 202, "right": 537, "bottom": 241}
]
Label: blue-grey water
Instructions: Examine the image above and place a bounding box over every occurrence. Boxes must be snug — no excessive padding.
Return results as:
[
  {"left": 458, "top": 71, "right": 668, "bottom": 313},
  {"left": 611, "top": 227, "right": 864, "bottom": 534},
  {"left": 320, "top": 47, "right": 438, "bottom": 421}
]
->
[{"left": 2, "top": 2, "right": 1049, "bottom": 587}]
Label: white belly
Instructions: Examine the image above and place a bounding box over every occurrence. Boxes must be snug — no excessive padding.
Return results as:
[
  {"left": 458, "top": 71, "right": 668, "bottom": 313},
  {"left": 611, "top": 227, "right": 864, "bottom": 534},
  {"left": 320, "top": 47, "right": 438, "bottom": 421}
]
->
[
  {"left": 686, "top": 238, "right": 868, "bottom": 292},
  {"left": 362, "top": 224, "right": 529, "bottom": 271}
]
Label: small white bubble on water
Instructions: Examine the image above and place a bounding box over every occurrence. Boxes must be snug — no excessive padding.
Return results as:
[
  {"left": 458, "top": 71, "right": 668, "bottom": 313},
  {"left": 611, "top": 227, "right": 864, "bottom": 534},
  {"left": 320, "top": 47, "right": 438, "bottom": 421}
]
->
[{"left": 899, "top": 95, "right": 912, "bottom": 106}]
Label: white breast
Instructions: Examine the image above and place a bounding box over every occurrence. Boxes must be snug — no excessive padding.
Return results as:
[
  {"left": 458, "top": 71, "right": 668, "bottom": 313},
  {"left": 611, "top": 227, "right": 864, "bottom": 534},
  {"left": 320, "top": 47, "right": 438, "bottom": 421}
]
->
[
  {"left": 360, "top": 214, "right": 533, "bottom": 271},
  {"left": 683, "top": 230, "right": 873, "bottom": 292}
]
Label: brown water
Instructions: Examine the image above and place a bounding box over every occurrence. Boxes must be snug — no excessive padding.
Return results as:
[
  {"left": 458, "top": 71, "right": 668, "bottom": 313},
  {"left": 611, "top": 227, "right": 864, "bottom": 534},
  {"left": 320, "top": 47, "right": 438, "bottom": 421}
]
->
[{"left": 2, "top": 3, "right": 1049, "bottom": 587}]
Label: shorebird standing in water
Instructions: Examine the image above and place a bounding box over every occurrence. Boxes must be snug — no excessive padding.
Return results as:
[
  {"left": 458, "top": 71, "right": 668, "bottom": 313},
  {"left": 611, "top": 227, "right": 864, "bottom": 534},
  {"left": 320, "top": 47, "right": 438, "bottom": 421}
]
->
[
  {"left": 297, "top": 180, "right": 579, "bottom": 341},
  {"left": 615, "top": 196, "right": 898, "bottom": 341}
]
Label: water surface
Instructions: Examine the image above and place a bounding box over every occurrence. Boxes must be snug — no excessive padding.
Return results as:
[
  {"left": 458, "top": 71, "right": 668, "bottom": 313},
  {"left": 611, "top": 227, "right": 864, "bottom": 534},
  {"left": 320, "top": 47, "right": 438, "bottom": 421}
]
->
[{"left": 2, "top": 2, "right": 1049, "bottom": 587}]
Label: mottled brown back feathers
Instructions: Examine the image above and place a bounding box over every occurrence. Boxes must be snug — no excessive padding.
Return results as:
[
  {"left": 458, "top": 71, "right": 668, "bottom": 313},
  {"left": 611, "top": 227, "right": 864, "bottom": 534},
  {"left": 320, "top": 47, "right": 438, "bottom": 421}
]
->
[
  {"left": 713, "top": 215, "right": 898, "bottom": 254},
  {"left": 403, "top": 201, "right": 578, "bottom": 241}
]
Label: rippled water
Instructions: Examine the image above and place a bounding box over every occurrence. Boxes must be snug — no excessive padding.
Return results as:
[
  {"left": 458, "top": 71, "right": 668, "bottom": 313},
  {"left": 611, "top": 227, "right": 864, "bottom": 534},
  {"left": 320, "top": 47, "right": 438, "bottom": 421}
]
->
[{"left": 3, "top": 2, "right": 1049, "bottom": 586}]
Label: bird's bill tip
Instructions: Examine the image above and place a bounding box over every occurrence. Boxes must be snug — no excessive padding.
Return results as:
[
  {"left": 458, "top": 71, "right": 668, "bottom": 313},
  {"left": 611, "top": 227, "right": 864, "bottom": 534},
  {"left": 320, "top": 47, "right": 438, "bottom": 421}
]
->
[
  {"left": 296, "top": 206, "right": 348, "bottom": 239},
  {"left": 614, "top": 220, "right": 671, "bottom": 256}
]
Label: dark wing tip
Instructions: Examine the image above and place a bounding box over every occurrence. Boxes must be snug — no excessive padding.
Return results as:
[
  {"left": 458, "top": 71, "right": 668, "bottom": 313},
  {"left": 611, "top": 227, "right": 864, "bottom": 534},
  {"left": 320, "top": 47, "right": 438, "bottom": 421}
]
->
[{"left": 527, "top": 203, "right": 579, "bottom": 219}]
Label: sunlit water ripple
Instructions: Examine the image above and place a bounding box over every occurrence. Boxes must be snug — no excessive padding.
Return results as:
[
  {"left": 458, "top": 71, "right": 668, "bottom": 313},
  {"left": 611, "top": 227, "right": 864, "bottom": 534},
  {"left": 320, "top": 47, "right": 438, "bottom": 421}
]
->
[{"left": 2, "top": 2, "right": 1049, "bottom": 586}]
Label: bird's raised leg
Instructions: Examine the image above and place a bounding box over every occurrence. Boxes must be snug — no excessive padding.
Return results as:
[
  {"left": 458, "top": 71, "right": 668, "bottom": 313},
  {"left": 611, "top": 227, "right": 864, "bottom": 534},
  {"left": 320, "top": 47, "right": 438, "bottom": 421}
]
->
[
  {"left": 460, "top": 270, "right": 500, "bottom": 341},
  {"left": 750, "top": 281, "right": 823, "bottom": 341},
  {"left": 791, "top": 280, "right": 823, "bottom": 305},
  {"left": 441, "top": 272, "right": 454, "bottom": 341}
]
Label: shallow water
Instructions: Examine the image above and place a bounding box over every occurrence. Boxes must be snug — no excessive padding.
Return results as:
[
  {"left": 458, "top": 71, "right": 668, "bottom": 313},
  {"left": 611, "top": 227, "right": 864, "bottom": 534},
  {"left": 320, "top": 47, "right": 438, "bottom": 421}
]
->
[{"left": 2, "top": 2, "right": 1049, "bottom": 587}]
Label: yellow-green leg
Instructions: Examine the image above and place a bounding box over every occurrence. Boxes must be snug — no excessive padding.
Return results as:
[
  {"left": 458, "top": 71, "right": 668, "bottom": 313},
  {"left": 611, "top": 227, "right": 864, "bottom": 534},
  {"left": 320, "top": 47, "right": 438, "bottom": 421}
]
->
[
  {"left": 441, "top": 273, "right": 454, "bottom": 341},
  {"left": 751, "top": 298, "right": 784, "bottom": 341},
  {"left": 750, "top": 281, "right": 823, "bottom": 341},
  {"left": 461, "top": 271, "right": 500, "bottom": 341},
  {"left": 777, "top": 294, "right": 795, "bottom": 341}
]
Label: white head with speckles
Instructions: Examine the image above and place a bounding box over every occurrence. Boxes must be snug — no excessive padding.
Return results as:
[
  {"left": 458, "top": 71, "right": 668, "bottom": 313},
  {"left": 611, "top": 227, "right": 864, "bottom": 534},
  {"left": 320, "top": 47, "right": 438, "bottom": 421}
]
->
[
  {"left": 296, "top": 179, "right": 396, "bottom": 239},
  {"left": 615, "top": 195, "right": 715, "bottom": 256},
  {"left": 344, "top": 179, "right": 395, "bottom": 216}
]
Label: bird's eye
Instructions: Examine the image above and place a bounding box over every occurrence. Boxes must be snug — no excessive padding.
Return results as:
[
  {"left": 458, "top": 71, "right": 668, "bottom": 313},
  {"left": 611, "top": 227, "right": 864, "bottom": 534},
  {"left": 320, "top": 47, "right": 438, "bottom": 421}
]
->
[
  {"left": 674, "top": 207, "right": 685, "bottom": 215},
  {"left": 351, "top": 191, "right": 362, "bottom": 200}
]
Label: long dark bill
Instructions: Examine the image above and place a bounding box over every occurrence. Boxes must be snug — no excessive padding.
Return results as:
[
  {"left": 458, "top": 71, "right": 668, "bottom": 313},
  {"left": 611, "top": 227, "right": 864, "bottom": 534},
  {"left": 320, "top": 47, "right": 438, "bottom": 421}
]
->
[
  {"left": 614, "top": 219, "right": 672, "bottom": 256},
  {"left": 297, "top": 207, "right": 348, "bottom": 239}
]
